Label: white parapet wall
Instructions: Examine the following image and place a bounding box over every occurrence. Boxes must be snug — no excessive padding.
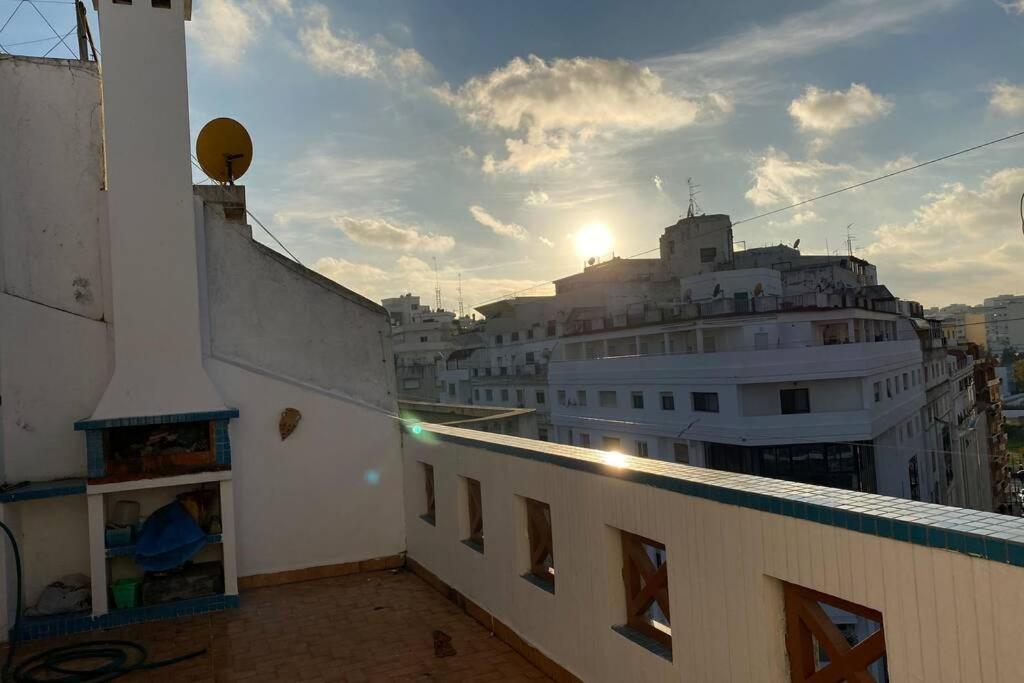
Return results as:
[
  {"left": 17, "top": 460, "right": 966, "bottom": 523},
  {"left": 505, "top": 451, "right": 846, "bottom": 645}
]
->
[{"left": 404, "top": 423, "right": 1024, "bottom": 682}]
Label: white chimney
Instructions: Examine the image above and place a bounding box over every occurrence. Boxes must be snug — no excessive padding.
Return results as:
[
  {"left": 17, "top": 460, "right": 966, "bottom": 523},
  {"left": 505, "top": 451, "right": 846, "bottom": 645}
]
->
[{"left": 89, "top": 0, "right": 223, "bottom": 419}]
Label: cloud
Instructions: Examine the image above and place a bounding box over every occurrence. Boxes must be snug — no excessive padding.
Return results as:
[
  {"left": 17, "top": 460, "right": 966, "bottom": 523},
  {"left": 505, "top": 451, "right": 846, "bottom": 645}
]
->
[
  {"left": 988, "top": 82, "right": 1024, "bottom": 115},
  {"left": 524, "top": 190, "right": 550, "bottom": 206},
  {"left": 744, "top": 148, "right": 851, "bottom": 207},
  {"left": 298, "top": 4, "right": 430, "bottom": 81},
  {"left": 788, "top": 83, "right": 892, "bottom": 133},
  {"left": 438, "top": 55, "right": 703, "bottom": 173},
  {"left": 457, "top": 146, "right": 478, "bottom": 161},
  {"left": 188, "top": 0, "right": 291, "bottom": 67},
  {"left": 538, "top": 236, "right": 555, "bottom": 247},
  {"left": 314, "top": 255, "right": 550, "bottom": 308},
  {"left": 860, "top": 168, "right": 1024, "bottom": 305},
  {"left": 469, "top": 206, "right": 529, "bottom": 240},
  {"left": 653, "top": 175, "right": 664, "bottom": 191},
  {"left": 997, "top": 0, "right": 1024, "bottom": 13},
  {"left": 332, "top": 216, "right": 455, "bottom": 252}
]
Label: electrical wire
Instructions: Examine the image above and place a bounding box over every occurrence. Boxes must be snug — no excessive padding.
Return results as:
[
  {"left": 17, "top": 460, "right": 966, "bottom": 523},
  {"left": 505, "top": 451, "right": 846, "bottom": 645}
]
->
[
  {"left": 470, "top": 129, "right": 1024, "bottom": 309},
  {"left": 26, "top": 0, "right": 75, "bottom": 58}
]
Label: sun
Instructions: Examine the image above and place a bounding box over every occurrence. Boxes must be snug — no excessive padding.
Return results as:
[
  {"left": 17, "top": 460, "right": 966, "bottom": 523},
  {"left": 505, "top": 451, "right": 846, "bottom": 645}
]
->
[{"left": 575, "top": 223, "right": 613, "bottom": 260}]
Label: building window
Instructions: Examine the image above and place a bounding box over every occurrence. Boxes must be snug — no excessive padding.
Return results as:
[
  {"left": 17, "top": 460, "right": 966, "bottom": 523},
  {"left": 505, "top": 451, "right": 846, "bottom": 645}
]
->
[
  {"left": 525, "top": 351, "right": 535, "bottom": 363},
  {"left": 461, "top": 477, "right": 484, "bottom": 552},
  {"left": 547, "top": 320, "right": 557, "bottom": 337},
  {"left": 903, "top": 373, "right": 909, "bottom": 390},
  {"left": 700, "top": 247, "right": 717, "bottom": 263},
  {"left": 602, "top": 436, "right": 621, "bottom": 451},
  {"left": 485, "top": 389, "right": 493, "bottom": 401},
  {"left": 448, "top": 383, "right": 456, "bottom": 396},
  {"left": 527, "top": 329, "right": 534, "bottom": 340},
  {"left": 873, "top": 382, "right": 881, "bottom": 403},
  {"left": 579, "top": 433, "right": 591, "bottom": 447},
  {"left": 909, "top": 456, "right": 920, "bottom": 501},
  {"left": 474, "top": 389, "right": 480, "bottom": 401},
  {"left": 617, "top": 531, "right": 671, "bottom": 651},
  {"left": 152, "top": 0, "right": 172, "bottom": 8},
  {"left": 512, "top": 332, "right": 520, "bottom": 342},
  {"left": 495, "top": 334, "right": 503, "bottom": 345},
  {"left": 673, "top": 443, "right": 689, "bottom": 464},
  {"left": 557, "top": 390, "right": 566, "bottom": 405},
  {"left": 636, "top": 441, "right": 649, "bottom": 457},
  {"left": 577, "top": 390, "right": 588, "bottom": 406},
  {"left": 886, "top": 378, "right": 892, "bottom": 398},
  {"left": 660, "top": 392, "right": 675, "bottom": 411},
  {"left": 538, "top": 428, "right": 548, "bottom": 442},
  {"left": 536, "top": 390, "right": 546, "bottom": 405},
  {"left": 692, "top": 392, "right": 719, "bottom": 413},
  {"left": 780, "top": 388, "right": 810, "bottom": 415},
  {"left": 524, "top": 498, "right": 554, "bottom": 589},
  {"left": 599, "top": 390, "right": 617, "bottom": 408},
  {"left": 631, "top": 391, "right": 645, "bottom": 409},
  {"left": 501, "top": 389, "right": 509, "bottom": 401},
  {"left": 421, "top": 463, "right": 435, "bottom": 524},
  {"left": 420, "top": 336, "right": 428, "bottom": 343}
]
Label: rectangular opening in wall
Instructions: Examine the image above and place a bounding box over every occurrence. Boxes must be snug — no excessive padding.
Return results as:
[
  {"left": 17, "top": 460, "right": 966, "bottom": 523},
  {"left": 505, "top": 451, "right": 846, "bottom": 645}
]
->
[
  {"left": 613, "top": 529, "right": 671, "bottom": 660},
  {"left": 459, "top": 476, "right": 484, "bottom": 553},
  {"left": 421, "top": 463, "right": 435, "bottom": 525},
  {"left": 151, "top": 0, "right": 171, "bottom": 7},
  {"left": 783, "top": 582, "right": 887, "bottom": 682},
  {"left": 521, "top": 497, "right": 554, "bottom": 593}
]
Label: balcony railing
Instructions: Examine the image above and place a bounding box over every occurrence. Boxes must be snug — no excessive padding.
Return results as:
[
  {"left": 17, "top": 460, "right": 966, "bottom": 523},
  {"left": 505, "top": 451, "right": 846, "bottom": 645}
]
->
[{"left": 404, "top": 423, "right": 1024, "bottom": 682}]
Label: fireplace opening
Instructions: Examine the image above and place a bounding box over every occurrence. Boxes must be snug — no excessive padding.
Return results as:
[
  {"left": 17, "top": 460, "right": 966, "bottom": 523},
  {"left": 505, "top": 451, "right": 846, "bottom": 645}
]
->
[{"left": 97, "top": 420, "right": 225, "bottom": 483}]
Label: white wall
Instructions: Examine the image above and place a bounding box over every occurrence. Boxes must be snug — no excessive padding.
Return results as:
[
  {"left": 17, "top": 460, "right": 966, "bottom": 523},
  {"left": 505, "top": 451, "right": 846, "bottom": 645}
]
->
[
  {"left": 405, "top": 426, "right": 1024, "bottom": 683},
  {"left": 206, "top": 359, "right": 405, "bottom": 577},
  {"left": 204, "top": 216, "right": 397, "bottom": 412},
  {"left": 0, "top": 57, "right": 109, "bottom": 322}
]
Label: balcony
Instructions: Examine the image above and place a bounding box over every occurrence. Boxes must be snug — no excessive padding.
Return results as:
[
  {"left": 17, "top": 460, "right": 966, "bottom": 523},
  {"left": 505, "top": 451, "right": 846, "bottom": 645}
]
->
[{"left": 403, "top": 424, "right": 1024, "bottom": 682}]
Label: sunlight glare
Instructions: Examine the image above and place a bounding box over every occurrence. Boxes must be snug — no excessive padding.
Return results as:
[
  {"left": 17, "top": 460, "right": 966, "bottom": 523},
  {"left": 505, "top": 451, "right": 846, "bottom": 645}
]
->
[
  {"left": 603, "top": 450, "right": 628, "bottom": 468},
  {"left": 575, "top": 223, "right": 613, "bottom": 260}
]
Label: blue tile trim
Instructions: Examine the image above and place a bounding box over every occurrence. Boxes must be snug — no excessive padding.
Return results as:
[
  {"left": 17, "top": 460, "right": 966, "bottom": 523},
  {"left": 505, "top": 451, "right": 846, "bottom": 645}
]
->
[
  {"left": 74, "top": 409, "right": 240, "bottom": 431},
  {"left": 86, "top": 430, "right": 105, "bottom": 478},
  {"left": 418, "top": 424, "right": 1024, "bottom": 569},
  {"left": 0, "top": 479, "right": 86, "bottom": 504},
  {"left": 214, "top": 419, "right": 232, "bottom": 466},
  {"left": 13, "top": 593, "right": 240, "bottom": 642},
  {"left": 521, "top": 572, "right": 555, "bottom": 595},
  {"left": 611, "top": 625, "right": 672, "bottom": 661}
]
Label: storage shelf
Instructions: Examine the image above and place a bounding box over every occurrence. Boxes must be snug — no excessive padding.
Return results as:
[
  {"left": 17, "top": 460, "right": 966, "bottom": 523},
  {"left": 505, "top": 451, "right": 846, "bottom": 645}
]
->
[
  {"left": 0, "top": 478, "right": 86, "bottom": 504},
  {"left": 105, "top": 534, "right": 222, "bottom": 558}
]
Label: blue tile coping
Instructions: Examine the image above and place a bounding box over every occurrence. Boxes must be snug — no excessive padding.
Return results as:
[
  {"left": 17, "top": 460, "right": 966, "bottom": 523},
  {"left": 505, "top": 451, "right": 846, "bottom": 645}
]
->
[
  {"left": 74, "top": 409, "right": 240, "bottom": 431},
  {"left": 106, "top": 534, "right": 222, "bottom": 558},
  {"left": 13, "top": 594, "right": 240, "bottom": 642},
  {"left": 612, "top": 624, "right": 673, "bottom": 661},
  {"left": 413, "top": 424, "right": 1024, "bottom": 568},
  {"left": 0, "top": 478, "right": 86, "bottom": 504}
]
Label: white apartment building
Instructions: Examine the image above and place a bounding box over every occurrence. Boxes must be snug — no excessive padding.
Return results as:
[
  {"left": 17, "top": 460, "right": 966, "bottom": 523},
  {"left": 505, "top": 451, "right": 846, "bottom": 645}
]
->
[
  {"left": 450, "top": 213, "right": 999, "bottom": 509},
  {"left": 382, "top": 294, "right": 472, "bottom": 402}
]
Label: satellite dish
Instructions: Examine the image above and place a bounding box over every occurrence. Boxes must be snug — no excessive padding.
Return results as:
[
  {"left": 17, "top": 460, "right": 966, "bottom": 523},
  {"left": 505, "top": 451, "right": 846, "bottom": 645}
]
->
[
  {"left": 754, "top": 282, "right": 764, "bottom": 296},
  {"left": 793, "top": 238, "right": 801, "bottom": 249},
  {"left": 587, "top": 257, "right": 596, "bottom": 266},
  {"left": 196, "top": 117, "right": 253, "bottom": 184}
]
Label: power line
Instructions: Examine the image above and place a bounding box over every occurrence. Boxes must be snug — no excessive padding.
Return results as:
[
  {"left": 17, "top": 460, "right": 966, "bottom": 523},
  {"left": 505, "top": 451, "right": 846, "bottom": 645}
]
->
[
  {"left": 27, "top": 0, "right": 75, "bottom": 57},
  {"left": 470, "top": 129, "right": 1024, "bottom": 309}
]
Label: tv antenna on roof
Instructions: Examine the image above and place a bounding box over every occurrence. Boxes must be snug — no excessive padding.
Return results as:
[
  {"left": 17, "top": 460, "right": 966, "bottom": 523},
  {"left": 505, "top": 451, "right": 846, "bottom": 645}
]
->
[
  {"left": 845, "top": 223, "right": 856, "bottom": 257},
  {"left": 457, "top": 273, "right": 465, "bottom": 318},
  {"left": 686, "top": 177, "right": 703, "bottom": 218},
  {"left": 433, "top": 257, "right": 442, "bottom": 311}
]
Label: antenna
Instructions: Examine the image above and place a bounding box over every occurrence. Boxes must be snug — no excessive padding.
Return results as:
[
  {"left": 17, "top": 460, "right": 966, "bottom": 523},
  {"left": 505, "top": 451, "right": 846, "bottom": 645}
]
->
[
  {"left": 845, "top": 223, "right": 856, "bottom": 257},
  {"left": 433, "top": 257, "right": 442, "bottom": 312},
  {"left": 457, "top": 273, "right": 465, "bottom": 318},
  {"left": 686, "top": 177, "right": 704, "bottom": 218}
]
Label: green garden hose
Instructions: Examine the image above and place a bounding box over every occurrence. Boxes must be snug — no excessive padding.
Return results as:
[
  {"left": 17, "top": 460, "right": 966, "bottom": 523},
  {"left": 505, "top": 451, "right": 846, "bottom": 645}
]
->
[{"left": 0, "top": 520, "right": 206, "bottom": 682}]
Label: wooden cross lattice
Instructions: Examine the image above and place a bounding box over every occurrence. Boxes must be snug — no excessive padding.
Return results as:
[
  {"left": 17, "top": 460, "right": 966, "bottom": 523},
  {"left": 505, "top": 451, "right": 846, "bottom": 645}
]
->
[
  {"left": 621, "top": 531, "right": 671, "bottom": 645},
  {"left": 525, "top": 498, "right": 554, "bottom": 584}
]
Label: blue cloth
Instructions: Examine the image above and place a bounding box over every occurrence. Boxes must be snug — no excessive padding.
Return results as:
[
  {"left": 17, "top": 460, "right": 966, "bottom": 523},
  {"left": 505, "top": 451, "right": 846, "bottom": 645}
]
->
[{"left": 134, "top": 501, "right": 208, "bottom": 571}]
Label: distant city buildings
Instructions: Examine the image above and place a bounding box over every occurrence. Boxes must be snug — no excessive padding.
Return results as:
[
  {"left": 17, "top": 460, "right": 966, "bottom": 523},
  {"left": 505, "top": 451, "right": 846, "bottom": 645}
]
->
[{"left": 408, "top": 212, "right": 1010, "bottom": 513}]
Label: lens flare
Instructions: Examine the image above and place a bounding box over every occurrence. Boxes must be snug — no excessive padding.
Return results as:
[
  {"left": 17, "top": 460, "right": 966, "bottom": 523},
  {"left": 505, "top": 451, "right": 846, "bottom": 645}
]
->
[
  {"left": 575, "top": 223, "right": 613, "bottom": 260},
  {"left": 603, "top": 451, "right": 628, "bottom": 468}
]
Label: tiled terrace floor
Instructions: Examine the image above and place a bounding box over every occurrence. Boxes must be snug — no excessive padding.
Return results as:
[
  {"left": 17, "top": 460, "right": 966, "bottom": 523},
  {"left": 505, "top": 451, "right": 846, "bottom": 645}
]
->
[{"left": 7, "top": 569, "right": 547, "bottom": 681}]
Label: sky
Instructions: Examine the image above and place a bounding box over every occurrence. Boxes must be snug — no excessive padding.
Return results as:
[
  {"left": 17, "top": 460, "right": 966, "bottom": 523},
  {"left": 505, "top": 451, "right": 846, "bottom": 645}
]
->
[{"left": 3, "top": 0, "right": 1024, "bottom": 310}]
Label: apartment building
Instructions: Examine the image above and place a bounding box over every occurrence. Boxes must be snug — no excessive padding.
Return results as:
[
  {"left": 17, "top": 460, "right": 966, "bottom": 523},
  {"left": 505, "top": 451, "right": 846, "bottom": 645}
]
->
[
  {"left": 447, "top": 212, "right": 1002, "bottom": 510},
  {"left": 984, "top": 294, "right": 1024, "bottom": 357}
]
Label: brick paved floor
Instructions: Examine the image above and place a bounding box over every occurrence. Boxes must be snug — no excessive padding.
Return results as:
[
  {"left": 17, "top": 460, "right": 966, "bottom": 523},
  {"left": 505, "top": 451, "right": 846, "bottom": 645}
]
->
[{"left": 7, "top": 569, "right": 548, "bottom": 682}]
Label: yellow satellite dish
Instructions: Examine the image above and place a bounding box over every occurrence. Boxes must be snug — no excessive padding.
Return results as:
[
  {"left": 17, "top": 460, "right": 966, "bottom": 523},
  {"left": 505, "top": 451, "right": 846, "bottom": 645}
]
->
[{"left": 196, "top": 117, "right": 253, "bottom": 184}]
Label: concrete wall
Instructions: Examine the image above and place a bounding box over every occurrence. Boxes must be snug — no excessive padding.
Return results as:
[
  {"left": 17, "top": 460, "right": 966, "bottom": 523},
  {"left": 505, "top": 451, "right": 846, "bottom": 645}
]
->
[
  {"left": 206, "top": 359, "right": 404, "bottom": 577},
  {"left": 405, "top": 425, "right": 1024, "bottom": 682},
  {"left": 0, "top": 57, "right": 109, "bottom": 322},
  {"left": 204, "top": 215, "right": 396, "bottom": 412}
]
